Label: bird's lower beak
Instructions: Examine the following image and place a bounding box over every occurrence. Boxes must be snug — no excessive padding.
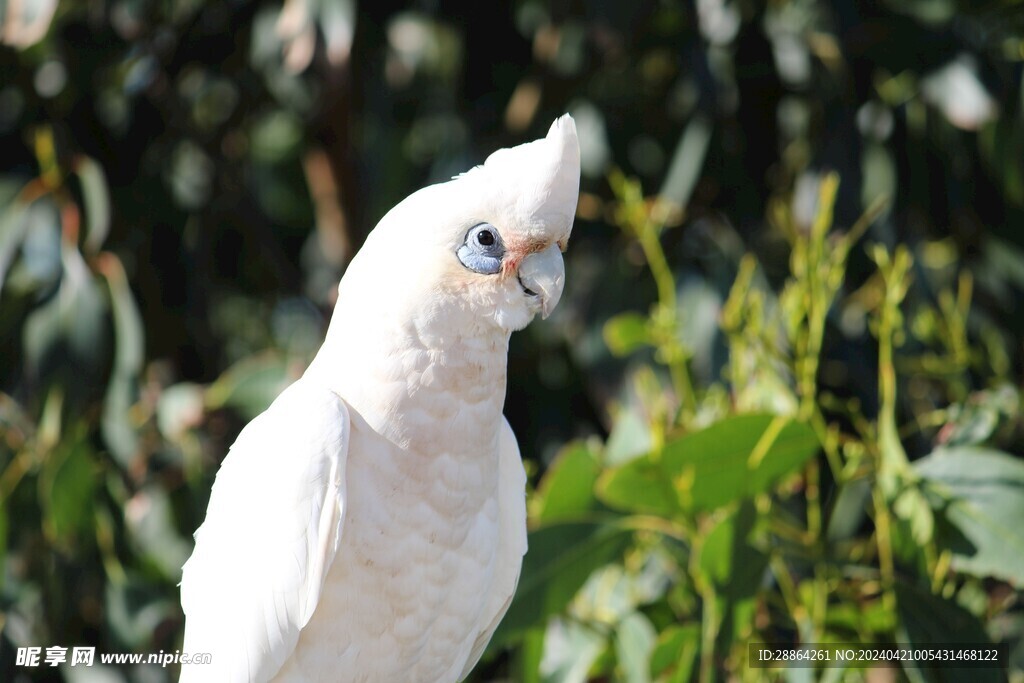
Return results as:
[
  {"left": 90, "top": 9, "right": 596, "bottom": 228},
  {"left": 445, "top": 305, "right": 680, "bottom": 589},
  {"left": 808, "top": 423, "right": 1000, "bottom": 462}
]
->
[{"left": 518, "top": 243, "right": 565, "bottom": 319}]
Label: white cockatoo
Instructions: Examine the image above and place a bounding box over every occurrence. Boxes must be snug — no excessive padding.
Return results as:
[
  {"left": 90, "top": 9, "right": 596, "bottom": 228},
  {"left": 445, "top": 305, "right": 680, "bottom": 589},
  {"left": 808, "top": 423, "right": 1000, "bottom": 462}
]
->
[{"left": 179, "top": 116, "right": 580, "bottom": 683}]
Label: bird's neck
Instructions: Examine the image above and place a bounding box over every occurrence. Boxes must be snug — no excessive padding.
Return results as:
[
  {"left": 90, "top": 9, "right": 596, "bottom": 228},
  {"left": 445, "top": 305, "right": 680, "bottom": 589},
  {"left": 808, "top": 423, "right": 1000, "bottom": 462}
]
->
[{"left": 308, "top": 304, "right": 511, "bottom": 455}]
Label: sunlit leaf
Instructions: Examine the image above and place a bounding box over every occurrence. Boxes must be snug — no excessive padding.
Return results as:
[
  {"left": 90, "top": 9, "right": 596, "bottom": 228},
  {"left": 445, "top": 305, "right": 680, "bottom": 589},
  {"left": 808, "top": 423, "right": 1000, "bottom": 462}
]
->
[
  {"left": 23, "top": 244, "right": 110, "bottom": 393},
  {"left": 538, "top": 616, "right": 607, "bottom": 683},
  {"left": 920, "top": 54, "right": 998, "bottom": 131},
  {"left": 317, "top": 0, "right": 356, "bottom": 66},
  {"left": 938, "top": 385, "right": 1019, "bottom": 447},
  {"left": 615, "top": 611, "right": 657, "bottom": 683},
  {"left": 0, "top": 0, "right": 58, "bottom": 49},
  {"left": 0, "top": 190, "right": 33, "bottom": 294},
  {"left": 596, "top": 456, "right": 677, "bottom": 516},
  {"left": 603, "top": 312, "right": 651, "bottom": 357},
  {"left": 571, "top": 553, "right": 674, "bottom": 626},
  {"left": 157, "top": 382, "right": 206, "bottom": 440},
  {"left": 861, "top": 142, "right": 896, "bottom": 216},
  {"left": 598, "top": 414, "right": 819, "bottom": 515},
  {"left": 532, "top": 442, "right": 601, "bottom": 523},
  {"left": 98, "top": 254, "right": 145, "bottom": 467},
  {"left": 75, "top": 156, "right": 111, "bottom": 254},
  {"left": 915, "top": 447, "right": 1024, "bottom": 585},
  {"left": 650, "top": 624, "right": 699, "bottom": 683},
  {"left": 659, "top": 114, "right": 712, "bottom": 211},
  {"left": 1, "top": 194, "right": 61, "bottom": 297},
  {"left": 205, "top": 352, "right": 294, "bottom": 419},
  {"left": 892, "top": 484, "right": 934, "bottom": 546},
  {"left": 604, "top": 409, "right": 653, "bottom": 466}
]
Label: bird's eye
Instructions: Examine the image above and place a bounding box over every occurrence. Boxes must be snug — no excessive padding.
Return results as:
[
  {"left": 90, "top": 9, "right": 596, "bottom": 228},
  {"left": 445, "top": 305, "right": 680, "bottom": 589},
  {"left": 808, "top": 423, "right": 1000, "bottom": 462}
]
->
[{"left": 457, "top": 223, "right": 504, "bottom": 274}]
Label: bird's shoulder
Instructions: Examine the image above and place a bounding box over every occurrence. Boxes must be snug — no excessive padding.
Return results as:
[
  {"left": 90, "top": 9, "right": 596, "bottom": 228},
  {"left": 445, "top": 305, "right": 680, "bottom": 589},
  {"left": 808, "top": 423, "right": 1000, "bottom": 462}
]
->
[{"left": 180, "top": 380, "right": 351, "bottom": 683}]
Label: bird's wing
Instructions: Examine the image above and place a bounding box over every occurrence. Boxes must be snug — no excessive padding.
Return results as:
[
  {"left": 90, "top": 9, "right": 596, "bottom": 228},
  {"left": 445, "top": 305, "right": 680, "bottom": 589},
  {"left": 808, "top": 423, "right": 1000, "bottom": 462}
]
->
[
  {"left": 180, "top": 380, "right": 350, "bottom": 683},
  {"left": 458, "top": 416, "right": 528, "bottom": 681}
]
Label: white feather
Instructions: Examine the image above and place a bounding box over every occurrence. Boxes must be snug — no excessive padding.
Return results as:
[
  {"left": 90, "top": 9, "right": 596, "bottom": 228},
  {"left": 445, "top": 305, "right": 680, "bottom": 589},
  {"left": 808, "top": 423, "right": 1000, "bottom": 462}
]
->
[{"left": 180, "top": 381, "right": 349, "bottom": 682}]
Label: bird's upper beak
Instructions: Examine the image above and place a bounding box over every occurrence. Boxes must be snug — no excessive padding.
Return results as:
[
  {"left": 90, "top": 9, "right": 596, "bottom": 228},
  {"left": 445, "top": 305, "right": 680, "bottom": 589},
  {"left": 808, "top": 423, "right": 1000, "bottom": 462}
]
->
[{"left": 518, "top": 243, "right": 564, "bottom": 319}]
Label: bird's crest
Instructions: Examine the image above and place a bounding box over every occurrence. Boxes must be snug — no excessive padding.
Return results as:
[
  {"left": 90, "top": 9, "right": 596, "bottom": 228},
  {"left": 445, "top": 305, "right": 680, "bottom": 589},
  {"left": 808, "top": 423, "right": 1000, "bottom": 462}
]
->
[{"left": 457, "top": 115, "right": 580, "bottom": 241}]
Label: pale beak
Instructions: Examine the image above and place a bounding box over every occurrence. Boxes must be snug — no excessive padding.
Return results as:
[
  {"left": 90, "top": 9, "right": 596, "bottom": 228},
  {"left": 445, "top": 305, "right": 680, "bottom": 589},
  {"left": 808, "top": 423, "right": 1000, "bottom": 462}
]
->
[{"left": 518, "top": 243, "right": 565, "bottom": 319}]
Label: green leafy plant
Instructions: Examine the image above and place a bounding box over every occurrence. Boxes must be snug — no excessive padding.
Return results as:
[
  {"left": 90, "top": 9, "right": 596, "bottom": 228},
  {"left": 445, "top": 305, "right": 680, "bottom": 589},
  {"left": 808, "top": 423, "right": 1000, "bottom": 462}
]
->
[{"left": 493, "top": 171, "right": 1024, "bottom": 683}]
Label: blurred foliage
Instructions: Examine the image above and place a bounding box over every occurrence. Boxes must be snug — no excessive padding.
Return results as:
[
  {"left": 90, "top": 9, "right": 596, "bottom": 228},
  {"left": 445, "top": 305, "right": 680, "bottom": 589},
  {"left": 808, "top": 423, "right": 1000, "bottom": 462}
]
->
[{"left": 2, "top": 0, "right": 1024, "bottom": 682}]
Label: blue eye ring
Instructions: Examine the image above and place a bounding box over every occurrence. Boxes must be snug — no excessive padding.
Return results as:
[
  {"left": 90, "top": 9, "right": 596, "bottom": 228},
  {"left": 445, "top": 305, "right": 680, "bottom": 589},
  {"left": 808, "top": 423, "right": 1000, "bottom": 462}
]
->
[{"left": 457, "top": 223, "right": 505, "bottom": 274}]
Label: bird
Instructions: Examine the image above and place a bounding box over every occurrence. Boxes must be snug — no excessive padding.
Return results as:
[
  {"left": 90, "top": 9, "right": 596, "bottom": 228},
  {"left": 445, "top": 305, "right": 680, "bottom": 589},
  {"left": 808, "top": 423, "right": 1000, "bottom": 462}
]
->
[{"left": 179, "top": 115, "right": 580, "bottom": 683}]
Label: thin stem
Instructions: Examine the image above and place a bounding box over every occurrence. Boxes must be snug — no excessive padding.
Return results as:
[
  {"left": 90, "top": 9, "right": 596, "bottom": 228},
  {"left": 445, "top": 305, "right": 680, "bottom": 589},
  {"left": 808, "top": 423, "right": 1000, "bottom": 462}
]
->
[
  {"left": 636, "top": 206, "right": 697, "bottom": 418},
  {"left": 871, "top": 487, "right": 898, "bottom": 615}
]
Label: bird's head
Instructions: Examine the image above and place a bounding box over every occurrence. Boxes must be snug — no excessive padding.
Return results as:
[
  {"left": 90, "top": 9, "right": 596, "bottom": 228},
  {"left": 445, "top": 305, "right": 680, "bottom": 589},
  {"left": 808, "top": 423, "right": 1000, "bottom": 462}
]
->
[
  {"left": 444, "top": 114, "right": 580, "bottom": 330},
  {"left": 341, "top": 115, "right": 580, "bottom": 334}
]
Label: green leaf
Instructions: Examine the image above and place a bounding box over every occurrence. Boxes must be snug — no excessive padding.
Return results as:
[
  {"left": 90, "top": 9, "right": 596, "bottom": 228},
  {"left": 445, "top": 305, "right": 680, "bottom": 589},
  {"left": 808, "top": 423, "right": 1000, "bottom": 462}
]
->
[
  {"left": 250, "top": 110, "right": 303, "bottom": 163},
  {"left": 205, "top": 352, "right": 294, "bottom": 419},
  {"left": 604, "top": 409, "right": 653, "bottom": 466},
  {"left": 532, "top": 442, "right": 601, "bottom": 523},
  {"left": 75, "top": 156, "right": 111, "bottom": 254},
  {"left": 697, "top": 503, "right": 766, "bottom": 653},
  {"left": 490, "top": 521, "right": 632, "bottom": 648},
  {"left": 892, "top": 484, "right": 935, "bottom": 545},
  {"left": 650, "top": 624, "right": 699, "bottom": 683},
  {"left": 597, "top": 456, "right": 678, "bottom": 516},
  {"left": 515, "top": 626, "right": 545, "bottom": 683},
  {"left": 539, "top": 617, "right": 607, "bottom": 683},
  {"left": 826, "top": 477, "right": 871, "bottom": 542},
  {"left": 603, "top": 312, "right": 651, "bottom": 356},
  {"left": 571, "top": 552, "right": 674, "bottom": 626},
  {"left": 616, "top": 611, "right": 657, "bottom": 683},
  {"left": 659, "top": 113, "right": 713, "bottom": 211},
  {"left": 124, "top": 486, "right": 193, "bottom": 582},
  {"left": 0, "top": 191, "right": 33, "bottom": 294},
  {"left": 896, "top": 581, "right": 1000, "bottom": 683},
  {"left": 938, "top": 385, "right": 1019, "bottom": 447},
  {"left": 598, "top": 414, "right": 819, "bottom": 515},
  {"left": 39, "top": 430, "right": 97, "bottom": 550},
  {"left": 157, "top": 382, "right": 206, "bottom": 440},
  {"left": 99, "top": 255, "right": 145, "bottom": 467},
  {"left": 915, "top": 447, "right": 1024, "bottom": 585},
  {"left": 698, "top": 503, "right": 765, "bottom": 593},
  {"left": 23, "top": 244, "right": 110, "bottom": 397},
  {"left": 6, "top": 196, "right": 62, "bottom": 296}
]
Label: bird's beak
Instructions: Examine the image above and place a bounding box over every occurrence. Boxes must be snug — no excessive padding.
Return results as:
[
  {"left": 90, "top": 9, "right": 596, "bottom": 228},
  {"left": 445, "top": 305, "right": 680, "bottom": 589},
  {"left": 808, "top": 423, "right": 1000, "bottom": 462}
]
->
[{"left": 518, "top": 243, "right": 565, "bottom": 319}]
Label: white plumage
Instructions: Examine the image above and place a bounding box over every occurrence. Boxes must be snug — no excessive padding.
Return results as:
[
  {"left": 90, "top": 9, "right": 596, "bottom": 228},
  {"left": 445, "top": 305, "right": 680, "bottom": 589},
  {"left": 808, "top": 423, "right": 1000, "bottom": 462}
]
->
[{"left": 179, "top": 116, "right": 580, "bottom": 682}]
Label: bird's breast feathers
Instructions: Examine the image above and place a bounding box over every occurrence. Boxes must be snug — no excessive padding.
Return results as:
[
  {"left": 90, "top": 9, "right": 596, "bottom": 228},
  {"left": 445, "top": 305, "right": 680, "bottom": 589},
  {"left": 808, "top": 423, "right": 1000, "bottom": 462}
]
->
[{"left": 276, "top": 404, "right": 513, "bottom": 681}]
